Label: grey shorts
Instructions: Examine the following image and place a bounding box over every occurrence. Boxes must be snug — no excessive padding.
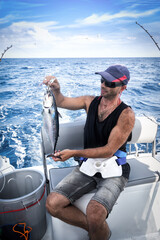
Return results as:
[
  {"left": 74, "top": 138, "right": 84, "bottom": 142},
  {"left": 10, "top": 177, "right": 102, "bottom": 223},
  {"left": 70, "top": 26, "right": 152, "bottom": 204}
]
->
[{"left": 53, "top": 166, "right": 128, "bottom": 215}]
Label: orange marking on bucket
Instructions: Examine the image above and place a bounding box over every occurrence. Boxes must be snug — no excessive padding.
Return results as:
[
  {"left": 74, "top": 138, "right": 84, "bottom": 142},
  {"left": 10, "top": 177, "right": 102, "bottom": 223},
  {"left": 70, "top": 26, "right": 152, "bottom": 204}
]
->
[{"left": 12, "top": 223, "right": 32, "bottom": 240}]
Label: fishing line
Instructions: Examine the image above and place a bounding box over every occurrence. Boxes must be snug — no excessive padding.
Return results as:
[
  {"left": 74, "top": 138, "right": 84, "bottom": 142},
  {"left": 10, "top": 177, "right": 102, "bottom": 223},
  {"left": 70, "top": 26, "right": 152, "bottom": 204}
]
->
[{"left": 142, "top": 113, "right": 160, "bottom": 126}]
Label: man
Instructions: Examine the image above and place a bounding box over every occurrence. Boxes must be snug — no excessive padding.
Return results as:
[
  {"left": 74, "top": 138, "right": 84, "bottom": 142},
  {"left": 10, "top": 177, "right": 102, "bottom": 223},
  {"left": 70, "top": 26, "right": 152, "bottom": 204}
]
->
[{"left": 44, "top": 65, "right": 135, "bottom": 240}]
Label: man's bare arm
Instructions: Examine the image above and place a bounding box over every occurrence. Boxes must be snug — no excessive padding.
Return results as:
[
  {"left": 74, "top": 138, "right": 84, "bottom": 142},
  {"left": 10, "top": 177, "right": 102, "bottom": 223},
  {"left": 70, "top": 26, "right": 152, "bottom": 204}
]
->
[
  {"left": 54, "top": 107, "right": 135, "bottom": 161},
  {"left": 43, "top": 76, "right": 94, "bottom": 112}
]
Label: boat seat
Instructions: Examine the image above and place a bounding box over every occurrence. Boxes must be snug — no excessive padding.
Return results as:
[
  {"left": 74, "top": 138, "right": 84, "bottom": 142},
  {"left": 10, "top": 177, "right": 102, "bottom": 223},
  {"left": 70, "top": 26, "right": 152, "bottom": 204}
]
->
[
  {"left": 126, "top": 156, "right": 160, "bottom": 186},
  {"left": 49, "top": 155, "right": 160, "bottom": 191}
]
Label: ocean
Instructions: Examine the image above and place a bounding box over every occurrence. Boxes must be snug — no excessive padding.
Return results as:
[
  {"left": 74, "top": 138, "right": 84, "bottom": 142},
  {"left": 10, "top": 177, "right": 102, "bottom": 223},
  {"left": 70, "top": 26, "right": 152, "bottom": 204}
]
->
[{"left": 0, "top": 58, "right": 160, "bottom": 169}]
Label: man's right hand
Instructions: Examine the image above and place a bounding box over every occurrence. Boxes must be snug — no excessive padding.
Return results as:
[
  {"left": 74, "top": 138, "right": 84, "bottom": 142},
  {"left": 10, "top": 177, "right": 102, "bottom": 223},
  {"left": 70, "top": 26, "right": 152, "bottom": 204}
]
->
[{"left": 43, "top": 76, "right": 60, "bottom": 92}]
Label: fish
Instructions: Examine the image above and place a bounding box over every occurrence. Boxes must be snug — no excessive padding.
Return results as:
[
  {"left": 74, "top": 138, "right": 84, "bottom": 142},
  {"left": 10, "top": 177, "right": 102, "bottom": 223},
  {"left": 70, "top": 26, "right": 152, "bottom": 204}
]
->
[{"left": 42, "top": 87, "right": 59, "bottom": 155}]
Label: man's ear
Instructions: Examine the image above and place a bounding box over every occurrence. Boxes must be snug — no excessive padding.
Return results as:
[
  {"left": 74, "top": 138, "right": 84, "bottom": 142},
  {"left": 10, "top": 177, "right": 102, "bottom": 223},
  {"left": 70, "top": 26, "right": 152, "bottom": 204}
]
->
[{"left": 121, "top": 85, "right": 127, "bottom": 91}]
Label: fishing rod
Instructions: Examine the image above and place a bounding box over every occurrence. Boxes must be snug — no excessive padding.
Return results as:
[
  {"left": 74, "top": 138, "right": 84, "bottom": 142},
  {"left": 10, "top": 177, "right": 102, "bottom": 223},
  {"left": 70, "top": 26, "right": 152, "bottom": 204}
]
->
[
  {"left": 0, "top": 45, "right": 13, "bottom": 62},
  {"left": 136, "top": 21, "right": 160, "bottom": 52}
]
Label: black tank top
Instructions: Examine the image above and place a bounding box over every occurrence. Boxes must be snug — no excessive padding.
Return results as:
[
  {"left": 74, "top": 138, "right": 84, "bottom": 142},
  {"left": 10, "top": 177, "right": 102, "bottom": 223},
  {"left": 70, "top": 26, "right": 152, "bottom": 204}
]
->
[{"left": 84, "top": 96, "right": 131, "bottom": 178}]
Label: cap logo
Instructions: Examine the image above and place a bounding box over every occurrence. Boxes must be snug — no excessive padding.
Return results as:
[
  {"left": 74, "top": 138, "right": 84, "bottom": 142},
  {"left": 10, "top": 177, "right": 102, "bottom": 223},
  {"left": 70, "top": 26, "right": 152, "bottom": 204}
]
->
[{"left": 112, "top": 75, "right": 127, "bottom": 83}]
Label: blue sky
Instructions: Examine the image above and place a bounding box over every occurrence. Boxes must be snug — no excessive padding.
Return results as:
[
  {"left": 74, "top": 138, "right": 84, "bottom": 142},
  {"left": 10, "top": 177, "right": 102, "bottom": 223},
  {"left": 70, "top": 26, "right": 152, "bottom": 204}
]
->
[{"left": 0, "top": 0, "right": 160, "bottom": 58}]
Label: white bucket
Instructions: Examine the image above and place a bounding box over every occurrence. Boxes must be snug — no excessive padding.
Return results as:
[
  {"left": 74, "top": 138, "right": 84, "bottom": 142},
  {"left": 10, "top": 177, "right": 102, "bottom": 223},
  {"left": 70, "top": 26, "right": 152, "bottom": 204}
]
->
[{"left": 0, "top": 169, "right": 46, "bottom": 240}]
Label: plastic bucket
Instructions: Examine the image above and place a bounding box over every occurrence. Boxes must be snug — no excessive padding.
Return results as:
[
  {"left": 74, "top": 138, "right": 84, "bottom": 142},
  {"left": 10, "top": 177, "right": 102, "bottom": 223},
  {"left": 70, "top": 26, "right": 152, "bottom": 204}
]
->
[{"left": 0, "top": 169, "right": 47, "bottom": 240}]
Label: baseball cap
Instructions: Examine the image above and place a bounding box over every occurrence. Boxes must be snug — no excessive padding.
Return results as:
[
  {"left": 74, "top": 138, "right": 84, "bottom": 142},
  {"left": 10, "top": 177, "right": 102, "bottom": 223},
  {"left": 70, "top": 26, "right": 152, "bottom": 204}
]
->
[{"left": 95, "top": 65, "right": 130, "bottom": 86}]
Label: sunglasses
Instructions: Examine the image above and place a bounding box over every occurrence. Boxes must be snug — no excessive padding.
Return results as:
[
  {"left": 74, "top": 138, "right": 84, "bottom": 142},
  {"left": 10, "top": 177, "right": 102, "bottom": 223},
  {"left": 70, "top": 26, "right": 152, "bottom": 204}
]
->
[{"left": 101, "top": 77, "right": 122, "bottom": 88}]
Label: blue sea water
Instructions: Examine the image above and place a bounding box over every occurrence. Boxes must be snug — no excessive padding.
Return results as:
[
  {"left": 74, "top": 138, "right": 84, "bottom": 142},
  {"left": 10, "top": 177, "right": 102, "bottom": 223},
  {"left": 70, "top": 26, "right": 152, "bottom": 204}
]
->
[{"left": 0, "top": 58, "right": 160, "bottom": 169}]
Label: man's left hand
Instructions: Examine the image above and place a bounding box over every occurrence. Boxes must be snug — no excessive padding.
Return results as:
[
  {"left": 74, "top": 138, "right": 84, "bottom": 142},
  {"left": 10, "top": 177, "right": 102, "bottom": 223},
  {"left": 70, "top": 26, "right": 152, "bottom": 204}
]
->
[{"left": 52, "top": 149, "right": 73, "bottom": 162}]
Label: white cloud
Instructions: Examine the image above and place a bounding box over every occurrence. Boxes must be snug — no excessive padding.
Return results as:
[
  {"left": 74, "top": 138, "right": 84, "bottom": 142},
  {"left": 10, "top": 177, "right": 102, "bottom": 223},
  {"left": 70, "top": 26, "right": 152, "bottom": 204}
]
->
[
  {"left": 127, "top": 36, "right": 136, "bottom": 40},
  {"left": 1, "top": 7, "right": 160, "bottom": 58},
  {"left": 0, "top": 20, "right": 64, "bottom": 58},
  {"left": 0, "top": 15, "right": 15, "bottom": 24},
  {"left": 0, "top": 21, "right": 61, "bottom": 47},
  {"left": 10, "top": 20, "right": 59, "bottom": 32},
  {"left": 73, "top": 8, "right": 160, "bottom": 26},
  {"left": 0, "top": 20, "right": 109, "bottom": 58}
]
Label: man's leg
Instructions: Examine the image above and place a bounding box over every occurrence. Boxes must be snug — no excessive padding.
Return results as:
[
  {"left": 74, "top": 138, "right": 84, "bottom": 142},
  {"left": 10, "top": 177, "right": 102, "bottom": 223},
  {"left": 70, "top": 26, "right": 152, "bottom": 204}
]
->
[
  {"left": 46, "top": 192, "right": 89, "bottom": 231},
  {"left": 46, "top": 167, "right": 96, "bottom": 231},
  {"left": 86, "top": 176, "right": 127, "bottom": 240},
  {"left": 46, "top": 193, "right": 111, "bottom": 239},
  {"left": 86, "top": 200, "right": 111, "bottom": 240}
]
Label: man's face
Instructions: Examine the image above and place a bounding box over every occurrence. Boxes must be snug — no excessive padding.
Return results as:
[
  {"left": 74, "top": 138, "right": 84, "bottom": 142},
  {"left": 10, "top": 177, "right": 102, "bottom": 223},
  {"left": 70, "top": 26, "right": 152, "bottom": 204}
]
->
[{"left": 101, "top": 81, "right": 122, "bottom": 100}]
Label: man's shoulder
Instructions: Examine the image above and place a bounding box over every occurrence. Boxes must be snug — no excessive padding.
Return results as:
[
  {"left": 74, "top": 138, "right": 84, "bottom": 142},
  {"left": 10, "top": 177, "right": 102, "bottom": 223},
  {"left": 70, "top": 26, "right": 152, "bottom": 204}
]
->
[
  {"left": 83, "top": 95, "right": 95, "bottom": 112},
  {"left": 122, "top": 106, "right": 134, "bottom": 115},
  {"left": 120, "top": 107, "right": 135, "bottom": 127}
]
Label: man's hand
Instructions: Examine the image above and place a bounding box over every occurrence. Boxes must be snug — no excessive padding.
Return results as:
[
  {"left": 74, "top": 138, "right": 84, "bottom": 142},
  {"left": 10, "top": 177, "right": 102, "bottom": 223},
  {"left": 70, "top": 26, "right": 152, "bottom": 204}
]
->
[
  {"left": 51, "top": 149, "right": 74, "bottom": 162},
  {"left": 43, "top": 76, "right": 60, "bottom": 92}
]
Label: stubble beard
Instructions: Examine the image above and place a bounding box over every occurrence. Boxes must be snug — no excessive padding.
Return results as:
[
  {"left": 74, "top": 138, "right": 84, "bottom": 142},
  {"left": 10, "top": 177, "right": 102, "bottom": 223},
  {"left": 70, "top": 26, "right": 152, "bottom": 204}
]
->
[{"left": 101, "top": 88, "right": 118, "bottom": 101}]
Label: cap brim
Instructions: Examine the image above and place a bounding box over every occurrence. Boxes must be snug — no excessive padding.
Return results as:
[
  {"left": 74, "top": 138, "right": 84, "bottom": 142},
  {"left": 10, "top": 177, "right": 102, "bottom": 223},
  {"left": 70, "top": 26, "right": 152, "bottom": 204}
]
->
[{"left": 95, "top": 71, "right": 116, "bottom": 82}]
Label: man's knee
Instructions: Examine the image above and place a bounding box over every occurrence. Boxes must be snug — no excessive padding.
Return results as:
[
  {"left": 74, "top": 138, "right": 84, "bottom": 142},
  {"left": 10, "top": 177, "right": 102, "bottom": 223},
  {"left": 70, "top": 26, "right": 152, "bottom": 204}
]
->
[
  {"left": 86, "top": 200, "right": 107, "bottom": 228},
  {"left": 46, "top": 192, "right": 70, "bottom": 217}
]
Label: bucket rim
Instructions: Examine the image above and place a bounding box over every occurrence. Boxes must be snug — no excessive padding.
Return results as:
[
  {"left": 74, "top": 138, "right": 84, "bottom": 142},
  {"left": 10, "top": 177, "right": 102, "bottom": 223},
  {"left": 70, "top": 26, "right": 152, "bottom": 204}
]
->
[{"left": 0, "top": 168, "right": 45, "bottom": 202}]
